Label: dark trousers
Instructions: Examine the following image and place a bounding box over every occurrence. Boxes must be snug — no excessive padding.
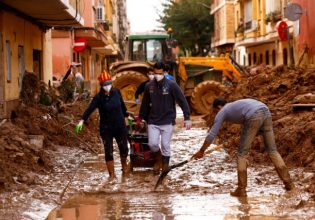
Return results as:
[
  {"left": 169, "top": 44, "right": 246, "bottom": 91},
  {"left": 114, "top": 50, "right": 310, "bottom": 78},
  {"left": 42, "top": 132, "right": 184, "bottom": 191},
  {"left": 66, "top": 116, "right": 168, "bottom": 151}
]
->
[{"left": 101, "top": 128, "right": 129, "bottom": 161}]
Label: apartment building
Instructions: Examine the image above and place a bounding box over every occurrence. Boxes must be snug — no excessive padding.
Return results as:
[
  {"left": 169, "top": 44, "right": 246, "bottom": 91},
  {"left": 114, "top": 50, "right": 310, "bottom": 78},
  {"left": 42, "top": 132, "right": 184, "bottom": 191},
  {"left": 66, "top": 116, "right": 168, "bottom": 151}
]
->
[
  {"left": 52, "top": 0, "right": 128, "bottom": 95},
  {"left": 234, "top": 0, "right": 294, "bottom": 67},
  {"left": 0, "top": 0, "right": 83, "bottom": 119},
  {"left": 210, "top": 0, "right": 235, "bottom": 55}
]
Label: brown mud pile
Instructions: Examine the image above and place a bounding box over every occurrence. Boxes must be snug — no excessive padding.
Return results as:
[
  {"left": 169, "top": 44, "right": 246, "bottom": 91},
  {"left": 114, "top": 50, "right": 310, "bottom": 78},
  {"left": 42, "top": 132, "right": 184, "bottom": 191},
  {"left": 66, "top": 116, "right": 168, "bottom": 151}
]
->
[
  {"left": 0, "top": 100, "right": 101, "bottom": 193},
  {"left": 205, "top": 65, "right": 315, "bottom": 175}
]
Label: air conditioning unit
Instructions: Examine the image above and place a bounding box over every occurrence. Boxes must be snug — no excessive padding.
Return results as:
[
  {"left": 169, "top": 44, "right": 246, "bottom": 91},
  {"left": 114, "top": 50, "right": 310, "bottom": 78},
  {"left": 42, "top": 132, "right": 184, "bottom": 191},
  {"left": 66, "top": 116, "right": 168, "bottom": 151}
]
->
[{"left": 96, "top": 5, "right": 105, "bottom": 21}]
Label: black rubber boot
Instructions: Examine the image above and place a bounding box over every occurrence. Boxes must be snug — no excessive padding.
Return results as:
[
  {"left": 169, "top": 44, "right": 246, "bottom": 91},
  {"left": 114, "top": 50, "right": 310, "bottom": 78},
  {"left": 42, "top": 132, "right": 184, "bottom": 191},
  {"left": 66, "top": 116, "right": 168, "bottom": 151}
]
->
[{"left": 162, "top": 156, "right": 170, "bottom": 172}]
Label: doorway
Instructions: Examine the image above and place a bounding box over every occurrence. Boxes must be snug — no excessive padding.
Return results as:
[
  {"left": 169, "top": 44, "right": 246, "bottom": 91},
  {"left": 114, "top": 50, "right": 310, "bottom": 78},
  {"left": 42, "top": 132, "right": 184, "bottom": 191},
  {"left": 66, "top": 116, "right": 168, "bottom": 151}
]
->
[
  {"left": 33, "top": 49, "right": 42, "bottom": 80},
  {"left": 18, "top": 46, "right": 25, "bottom": 91}
]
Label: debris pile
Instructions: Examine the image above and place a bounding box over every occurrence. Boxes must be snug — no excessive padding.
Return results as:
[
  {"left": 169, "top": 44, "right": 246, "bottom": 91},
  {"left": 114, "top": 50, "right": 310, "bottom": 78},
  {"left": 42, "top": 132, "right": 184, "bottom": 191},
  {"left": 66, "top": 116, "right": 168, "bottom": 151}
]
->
[
  {"left": 210, "top": 65, "right": 315, "bottom": 169},
  {"left": 0, "top": 74, "right": 100, "bottom": 192}
]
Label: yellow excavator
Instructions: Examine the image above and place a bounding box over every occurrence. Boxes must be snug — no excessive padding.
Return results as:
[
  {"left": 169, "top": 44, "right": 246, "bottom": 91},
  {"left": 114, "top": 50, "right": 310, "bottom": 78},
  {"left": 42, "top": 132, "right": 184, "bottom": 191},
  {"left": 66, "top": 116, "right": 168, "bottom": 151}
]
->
[
  {"left": 176, "top": 55, "right": 242, "bottom": 114},
  {"left": 110, "top": 31, "right": 244, "bottom": 115}
]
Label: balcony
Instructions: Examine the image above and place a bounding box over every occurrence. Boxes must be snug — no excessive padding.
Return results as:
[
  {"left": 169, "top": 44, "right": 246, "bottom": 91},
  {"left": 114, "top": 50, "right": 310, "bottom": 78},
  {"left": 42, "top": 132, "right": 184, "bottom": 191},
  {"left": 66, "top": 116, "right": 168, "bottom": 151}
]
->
[
  {"left": 75, "top": 29, "right": 108, "bottom": 47},
  {"left": 245, "top": 21, "right": 252, "bottom": 30},
  {"left": 235, "top": 23, "right": 244, "bottom": 38},
  {"left": 265, "top": 10, "right": 282, "bottom": 24},
  {"left": 0, "top": 0, "right": 84, "bottom": 27}
]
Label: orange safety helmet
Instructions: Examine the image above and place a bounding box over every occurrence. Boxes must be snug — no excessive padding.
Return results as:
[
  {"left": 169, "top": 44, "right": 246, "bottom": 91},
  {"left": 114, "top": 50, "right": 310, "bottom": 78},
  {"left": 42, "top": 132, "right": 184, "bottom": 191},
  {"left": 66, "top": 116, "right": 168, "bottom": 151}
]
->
[{"left": 98, "top": 71, "right": 112, "bottom": 85}]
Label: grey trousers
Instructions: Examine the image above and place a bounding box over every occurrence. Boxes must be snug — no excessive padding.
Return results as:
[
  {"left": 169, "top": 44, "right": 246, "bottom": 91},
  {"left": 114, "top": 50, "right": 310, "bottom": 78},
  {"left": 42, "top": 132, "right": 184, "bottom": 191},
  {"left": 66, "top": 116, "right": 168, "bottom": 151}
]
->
[{"left": 148, "top": 124, "right": 173, "bottom": 156}]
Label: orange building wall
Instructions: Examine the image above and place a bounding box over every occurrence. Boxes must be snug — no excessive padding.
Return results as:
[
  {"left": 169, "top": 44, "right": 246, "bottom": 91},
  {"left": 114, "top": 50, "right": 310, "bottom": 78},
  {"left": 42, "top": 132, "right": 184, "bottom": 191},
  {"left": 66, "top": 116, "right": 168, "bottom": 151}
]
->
[
  {"left": 293, "top": 0, "right": 315, "bottom": 55},
  {"left": 2, "top": 11, "right": 43, "bottom": 100},
  {"left": 52, "top": 38, "right": 73, "bottom": 79}
]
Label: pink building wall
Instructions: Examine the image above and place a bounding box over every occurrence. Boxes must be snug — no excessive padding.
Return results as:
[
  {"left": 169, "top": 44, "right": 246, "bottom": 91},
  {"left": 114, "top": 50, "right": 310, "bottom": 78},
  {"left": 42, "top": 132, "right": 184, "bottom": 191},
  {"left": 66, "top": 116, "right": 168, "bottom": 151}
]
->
[
  {"left": 82, "top": 0, "right": 94, "bottom": 27},
  {"left": 52, "top": 37, "right": 73, "bottom": 80},
  {"left": 293, "top": 0, "right": 315, "bottom": 55}
]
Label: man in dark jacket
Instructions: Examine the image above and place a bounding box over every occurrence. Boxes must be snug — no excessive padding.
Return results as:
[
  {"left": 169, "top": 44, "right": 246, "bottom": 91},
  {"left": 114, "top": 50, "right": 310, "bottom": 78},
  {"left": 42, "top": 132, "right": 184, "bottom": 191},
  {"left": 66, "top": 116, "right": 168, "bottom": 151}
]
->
[
  {"left": 193, "top": 98, "right": 295, "bottom": 197},
  {"left": 75, "top": 71, "right": 129, "bottom": 180},
  {"left": 140, "top": 61, "right": 192, "bottom": 174}
]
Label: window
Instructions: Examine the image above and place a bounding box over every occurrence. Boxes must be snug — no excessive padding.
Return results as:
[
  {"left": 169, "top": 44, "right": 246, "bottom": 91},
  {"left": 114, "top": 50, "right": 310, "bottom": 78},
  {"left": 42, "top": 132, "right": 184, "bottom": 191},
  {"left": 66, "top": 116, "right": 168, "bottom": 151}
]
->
[
  {"left": 265, "top": 50, "right": 270, "bottom": 65},
  {"left": 272, "top": 49, "right": 276, "bottom": 65},
  {"left": 147, "top": 39, "right": 162, "bottom": 62},
  {"left": 253, "top": 52, "right": 257, "bottom": 64},
  {"left": 6, "top": 40, "right": 11, "bottom": 82},
  {"left": 132, "top": 40, "right": 145, "bottom": 61},
  {"left": 259, "top": 53, "right": 263, "bottom": 64},
  {"left": 244, "top": 0, "right": 253, "bottom": 30},
  {"left": 266, "top": 0, "right": 281, "bottom": 14}
]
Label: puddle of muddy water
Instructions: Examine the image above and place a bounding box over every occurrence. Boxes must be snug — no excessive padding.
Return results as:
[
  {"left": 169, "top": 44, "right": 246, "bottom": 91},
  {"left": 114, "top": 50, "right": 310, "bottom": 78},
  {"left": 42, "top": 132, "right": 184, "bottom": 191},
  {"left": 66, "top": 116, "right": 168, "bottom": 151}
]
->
[{"left": 46, "top": 190, "right": 313, "bottom": 220}]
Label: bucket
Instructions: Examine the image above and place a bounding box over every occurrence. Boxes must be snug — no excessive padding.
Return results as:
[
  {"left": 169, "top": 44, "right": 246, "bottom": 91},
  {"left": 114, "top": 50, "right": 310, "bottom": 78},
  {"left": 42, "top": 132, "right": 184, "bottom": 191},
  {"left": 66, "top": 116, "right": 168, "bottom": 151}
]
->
[{"left": 28, "top": 135, "right": 44, "bottom": 150}]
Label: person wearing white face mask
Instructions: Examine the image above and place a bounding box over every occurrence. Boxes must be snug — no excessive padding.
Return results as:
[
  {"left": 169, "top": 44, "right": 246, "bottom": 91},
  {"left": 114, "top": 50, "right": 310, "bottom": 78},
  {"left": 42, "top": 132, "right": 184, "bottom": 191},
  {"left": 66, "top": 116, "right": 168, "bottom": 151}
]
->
[
  {"left": 140, "top": 61, "right": 192, "bottom": 174},
  {"left": 134, "top": 68, "right": 155, "bottom": 105},
  {"left": 74, "top": 71, "right": 130, "bottom": 182}
]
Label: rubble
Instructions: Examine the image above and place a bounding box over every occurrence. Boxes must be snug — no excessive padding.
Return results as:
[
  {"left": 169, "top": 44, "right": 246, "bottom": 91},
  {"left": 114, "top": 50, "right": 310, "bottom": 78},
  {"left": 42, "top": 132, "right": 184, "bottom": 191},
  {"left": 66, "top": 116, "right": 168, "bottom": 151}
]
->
[
  {"left": 206, "top": 66, "right": 315, "bottom": 170},
  {"left": 0, "top": 76, "right": 100, "bottom": 192}
]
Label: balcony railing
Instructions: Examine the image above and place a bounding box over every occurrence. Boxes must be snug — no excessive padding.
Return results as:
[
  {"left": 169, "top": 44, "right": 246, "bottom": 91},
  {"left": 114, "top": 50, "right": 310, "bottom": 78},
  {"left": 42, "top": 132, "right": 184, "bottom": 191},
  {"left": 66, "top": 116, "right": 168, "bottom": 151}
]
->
[{"left": 245, "top": 21, "right": 252, "bottom": 30}]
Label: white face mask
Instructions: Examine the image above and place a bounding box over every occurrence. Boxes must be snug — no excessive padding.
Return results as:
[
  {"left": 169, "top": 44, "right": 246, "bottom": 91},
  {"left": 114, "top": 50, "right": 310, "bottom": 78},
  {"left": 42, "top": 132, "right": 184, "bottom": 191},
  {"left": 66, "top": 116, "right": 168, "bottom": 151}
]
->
[
  {"left": 154, "top": 74, "right": 164, "bottom": 82},
  {"left": 103, "top": 85, "right": 112, "bottom": 92},
  {"left": 148, "top": 75, "right": 154, "bottom": 80}
]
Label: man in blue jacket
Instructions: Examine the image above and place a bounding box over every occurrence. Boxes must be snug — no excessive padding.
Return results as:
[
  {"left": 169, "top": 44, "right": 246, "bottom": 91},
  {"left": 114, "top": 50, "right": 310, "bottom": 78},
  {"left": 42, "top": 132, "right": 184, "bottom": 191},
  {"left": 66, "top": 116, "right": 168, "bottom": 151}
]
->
[
  {"left": 193, "top": 98, "right": 295, "bottom": 197},
  {"left": 140, "top": 61, "right": 191, "bottom": 174}
]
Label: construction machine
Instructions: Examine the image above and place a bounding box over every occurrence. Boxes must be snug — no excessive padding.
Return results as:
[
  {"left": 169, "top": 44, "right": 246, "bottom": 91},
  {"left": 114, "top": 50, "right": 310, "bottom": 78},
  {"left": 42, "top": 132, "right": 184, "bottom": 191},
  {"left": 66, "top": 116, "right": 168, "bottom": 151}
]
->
[
  {"left": 110, "top": 31, "right": 178, "bottom": 112},
  {"left": 176, "top": 56, "right": 241, "bottom": 114},
  {"left": 110, "top": 31, "right": 243, "bottom": 114}
]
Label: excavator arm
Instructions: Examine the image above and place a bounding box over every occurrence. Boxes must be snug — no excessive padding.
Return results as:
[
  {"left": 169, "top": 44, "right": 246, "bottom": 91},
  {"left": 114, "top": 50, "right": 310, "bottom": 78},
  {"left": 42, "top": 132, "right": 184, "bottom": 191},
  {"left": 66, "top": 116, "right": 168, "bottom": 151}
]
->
[{"left": 177, "top": 55, "right": 242, "bottom": 82}]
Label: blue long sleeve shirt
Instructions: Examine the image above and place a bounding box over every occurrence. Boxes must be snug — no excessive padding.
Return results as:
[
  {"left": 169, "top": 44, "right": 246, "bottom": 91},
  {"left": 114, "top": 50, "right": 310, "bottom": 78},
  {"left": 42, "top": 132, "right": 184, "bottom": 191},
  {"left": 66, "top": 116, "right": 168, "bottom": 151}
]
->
[
  {"left": 205, "top": 99, "right": 268, "bottom": 143},
  {"left": 139, "top": 78, "right": 190, "bottom": 125}
]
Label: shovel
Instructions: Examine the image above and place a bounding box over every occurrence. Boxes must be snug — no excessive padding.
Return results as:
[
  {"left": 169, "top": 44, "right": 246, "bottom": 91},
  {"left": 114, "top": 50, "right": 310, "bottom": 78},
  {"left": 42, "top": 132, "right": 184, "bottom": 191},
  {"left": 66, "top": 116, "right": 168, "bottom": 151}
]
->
[{"left": 154, "top": 144, "right": 224, "bottom": 190}]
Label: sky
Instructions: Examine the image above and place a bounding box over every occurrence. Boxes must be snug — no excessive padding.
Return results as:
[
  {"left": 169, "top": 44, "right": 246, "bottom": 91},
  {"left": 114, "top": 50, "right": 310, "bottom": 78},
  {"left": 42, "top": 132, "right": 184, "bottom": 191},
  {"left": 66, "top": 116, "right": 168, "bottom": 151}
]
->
[{"left": 126, "top": 0, "right": 166, "bottom": 33}]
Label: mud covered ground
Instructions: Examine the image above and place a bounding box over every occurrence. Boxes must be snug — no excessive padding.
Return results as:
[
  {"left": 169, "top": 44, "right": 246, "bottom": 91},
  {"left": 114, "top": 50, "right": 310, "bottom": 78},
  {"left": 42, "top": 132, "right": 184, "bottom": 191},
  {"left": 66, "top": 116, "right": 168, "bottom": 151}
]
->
[
  {"left": 0, "top": 66, "right": 314, "bottom": 219},
  {"left": 1, "top": 116, "right": 314, "bottom": 219}
]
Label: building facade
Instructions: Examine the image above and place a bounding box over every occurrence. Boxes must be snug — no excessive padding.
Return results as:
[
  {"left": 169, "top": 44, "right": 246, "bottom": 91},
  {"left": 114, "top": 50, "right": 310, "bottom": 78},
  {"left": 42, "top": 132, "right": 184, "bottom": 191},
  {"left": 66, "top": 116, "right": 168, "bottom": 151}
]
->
[
  {"left": 51, "top": 0, "right": 128, "bottom": 96},
  {"left": 0, "top": 0, "right": 82, "bottom": 119},
  {"left": 210, "top": 0, "right": 235, "bottom": 55},
  {"left": 234, "top": 0, "right": 294, "bottom": 67}
]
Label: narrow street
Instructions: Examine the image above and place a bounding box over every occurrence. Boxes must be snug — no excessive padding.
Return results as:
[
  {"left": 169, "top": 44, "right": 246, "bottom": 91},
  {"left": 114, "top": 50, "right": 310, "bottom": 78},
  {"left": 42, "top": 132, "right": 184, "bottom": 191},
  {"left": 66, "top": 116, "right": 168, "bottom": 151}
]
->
[
  {"left": 1, "top": 115, "right": 314, "bottom": 220},
  {"left": 0, "top": 0, "right": 315, "bottom": 219}
]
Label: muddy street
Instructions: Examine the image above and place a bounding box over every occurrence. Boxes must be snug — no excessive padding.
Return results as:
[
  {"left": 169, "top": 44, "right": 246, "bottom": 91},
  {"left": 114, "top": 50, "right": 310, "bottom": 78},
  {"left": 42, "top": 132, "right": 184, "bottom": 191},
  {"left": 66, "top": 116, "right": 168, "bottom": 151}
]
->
[
  {"left": 1, "top": 115, "right": 313, "bottom": 220},
  {"left": 45, "top": 120, "right": 314, "bottom": 220}
]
